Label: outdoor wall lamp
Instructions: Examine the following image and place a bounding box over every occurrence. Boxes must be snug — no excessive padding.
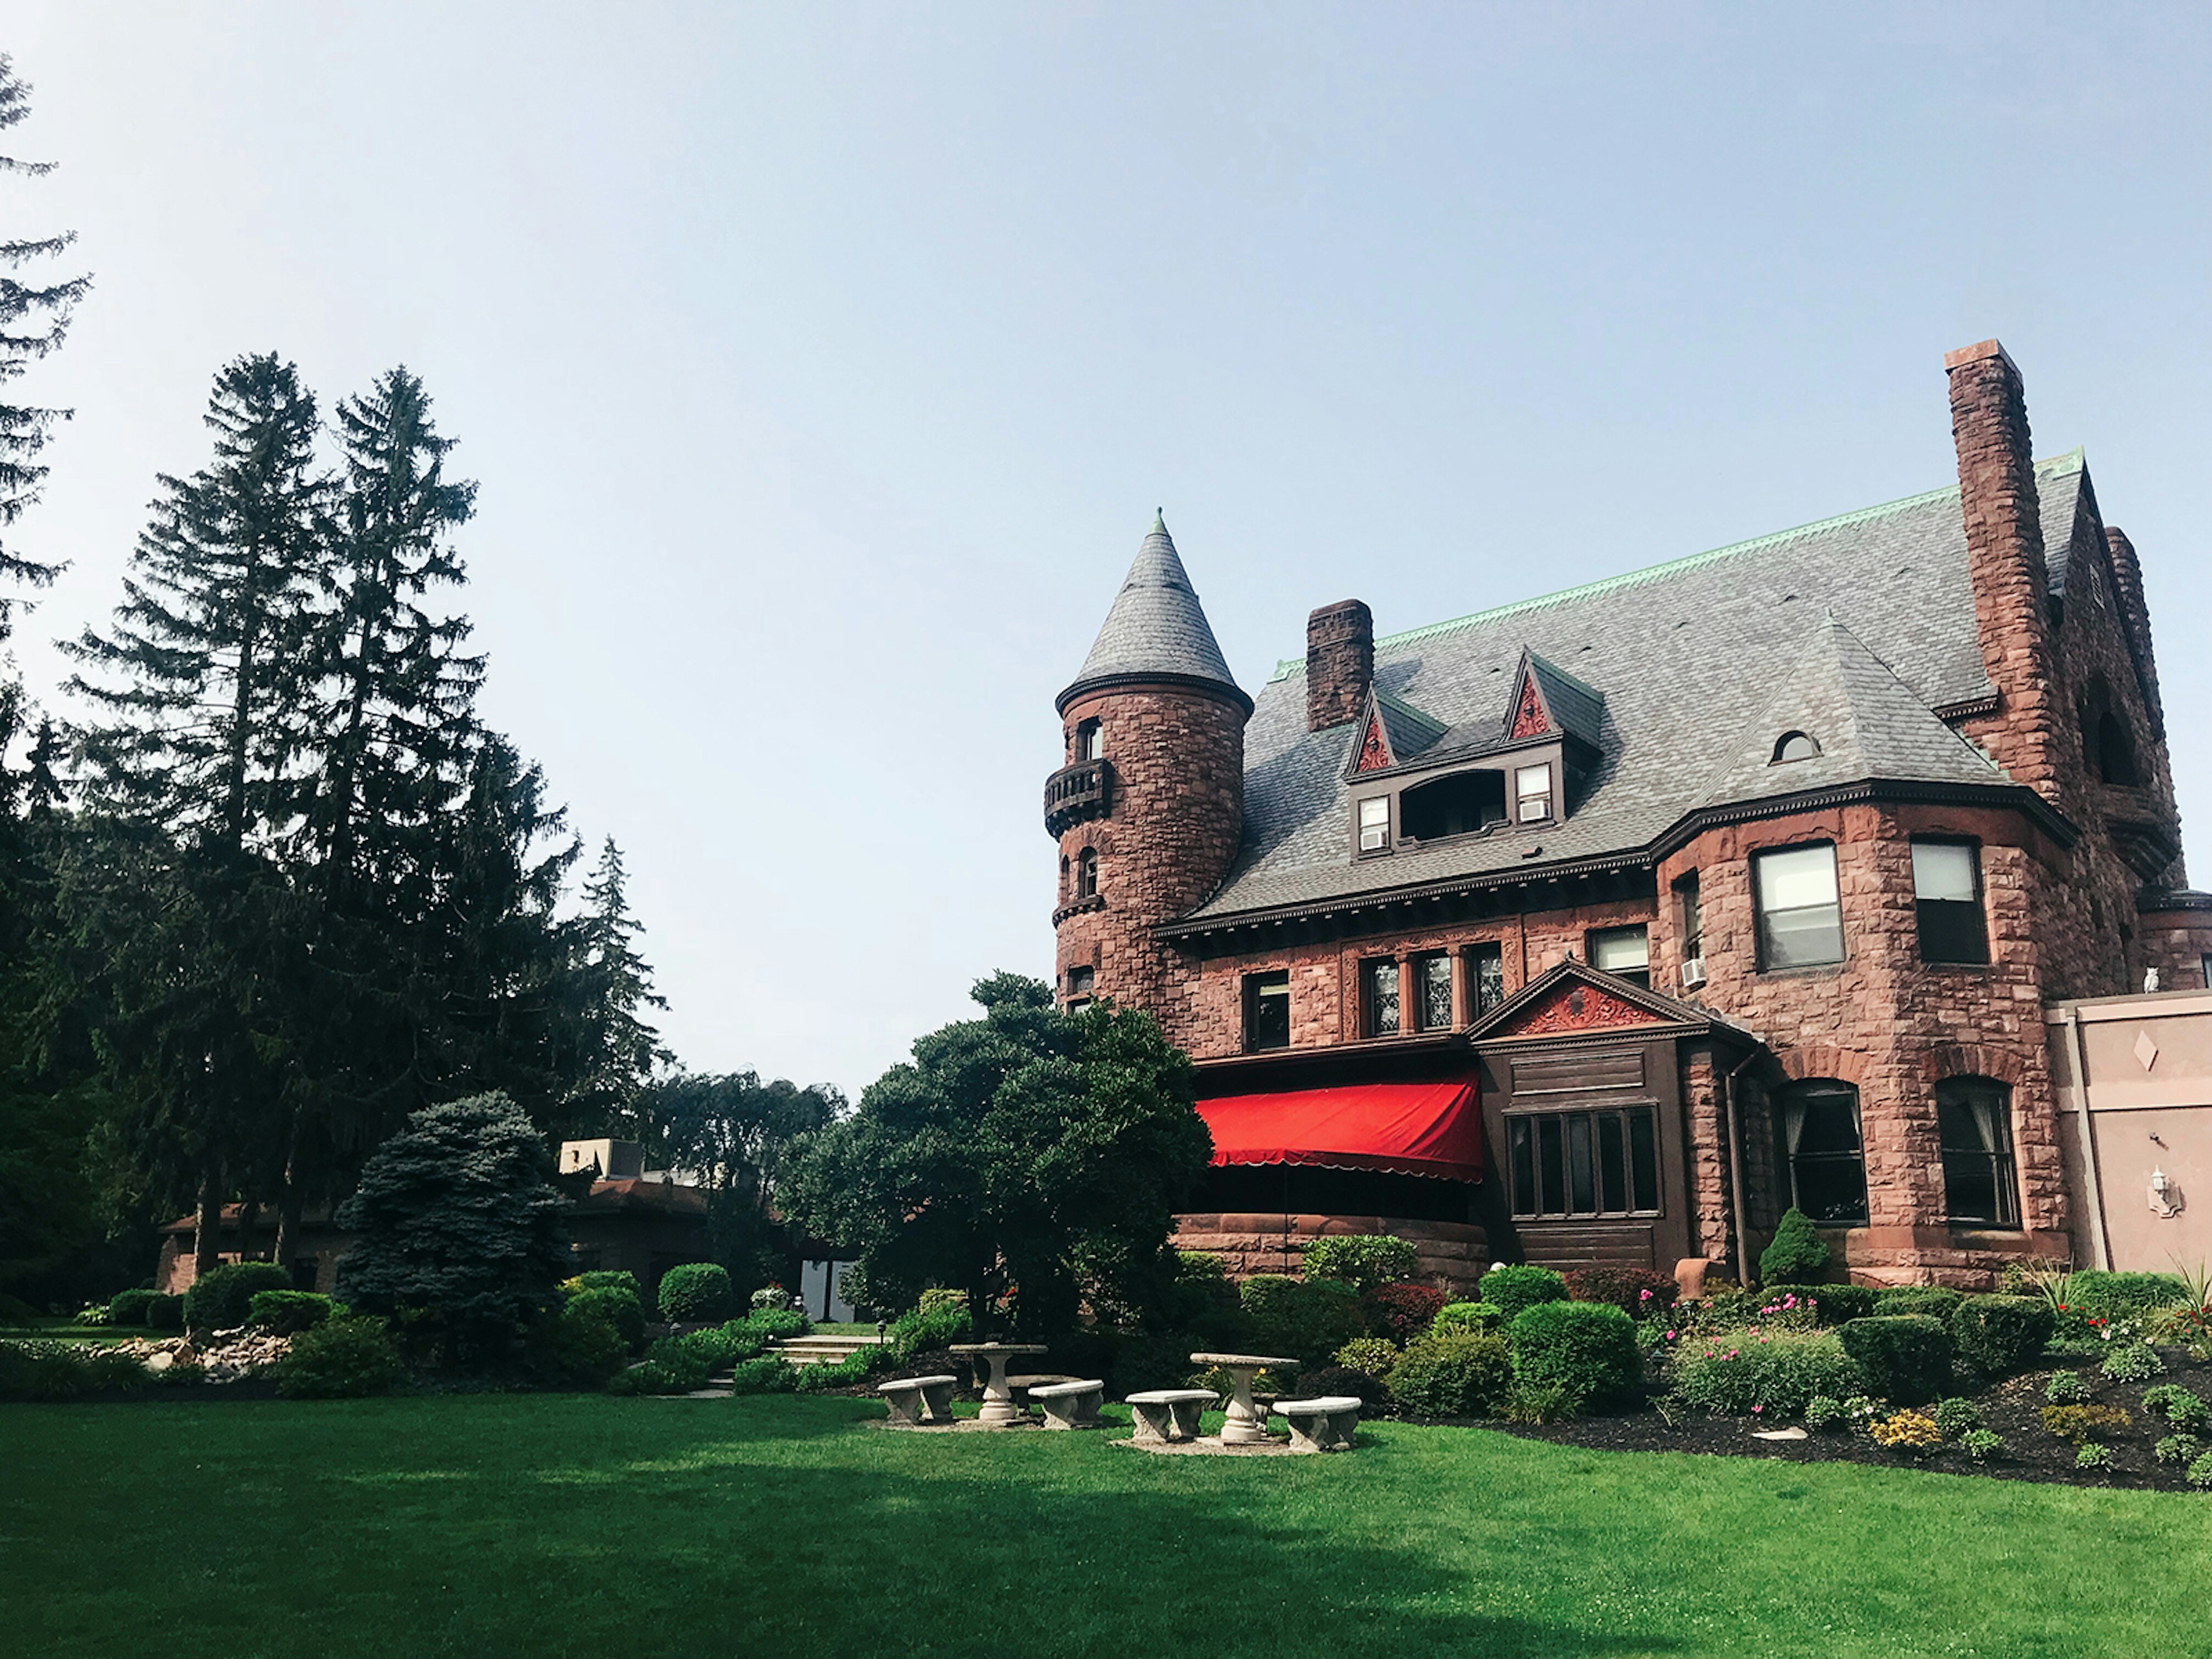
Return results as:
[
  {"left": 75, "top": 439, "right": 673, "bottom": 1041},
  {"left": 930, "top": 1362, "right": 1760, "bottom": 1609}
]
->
[{"left": 2149, "top": 1166, "right": 2184, "bottom": 1220}]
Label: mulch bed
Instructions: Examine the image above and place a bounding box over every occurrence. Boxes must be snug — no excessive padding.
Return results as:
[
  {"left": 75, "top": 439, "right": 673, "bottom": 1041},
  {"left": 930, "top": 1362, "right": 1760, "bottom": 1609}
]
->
[{"left": 1425, "top": 1346, "right": 2212, "bottom": 1492}]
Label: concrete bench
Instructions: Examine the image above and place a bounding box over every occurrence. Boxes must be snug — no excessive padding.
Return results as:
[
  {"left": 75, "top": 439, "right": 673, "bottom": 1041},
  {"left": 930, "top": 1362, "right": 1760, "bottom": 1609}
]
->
[
  {"left": 878, "top": 1374, "right": 959, "bottom": 1427},
  {"left": 1028, "top": 1378, "right": 1105, "bottom": 1429},
  {"left": 1006, "top": 1373, "right": 1081, "bottom": 1404},
  {"left": 1273, "top": 1395, "right": 1363, "bottom": 1452},
  {"left": 1125, "top": 1388, "right": 1217, "bottom": 1444}
]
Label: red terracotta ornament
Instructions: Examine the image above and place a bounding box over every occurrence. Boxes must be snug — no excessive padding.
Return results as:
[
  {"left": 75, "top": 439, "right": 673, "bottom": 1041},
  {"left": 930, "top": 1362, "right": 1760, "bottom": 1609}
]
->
[
  {"left": 1510, "top": 675, "right": 1550, "bottom": 739},
  {"left": 1357, "top": 713, "right": 1392, "bottom": 772},
  {"left": 1495, "top": 980, "right": 1657, "bottom": 1037}
]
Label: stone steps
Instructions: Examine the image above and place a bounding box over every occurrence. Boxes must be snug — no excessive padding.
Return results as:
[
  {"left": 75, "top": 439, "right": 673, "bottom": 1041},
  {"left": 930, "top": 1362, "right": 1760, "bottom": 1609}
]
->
[{"left": 773, "top": 1334, "right": 884, "bottom": 1368}]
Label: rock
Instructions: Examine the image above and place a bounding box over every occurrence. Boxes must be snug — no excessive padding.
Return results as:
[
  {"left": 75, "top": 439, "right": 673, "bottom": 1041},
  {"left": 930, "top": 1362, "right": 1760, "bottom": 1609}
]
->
[
  {"left": 1752, "top": 1426, "right": 1808, "bottom": 1441},
  {"left": 144, "top": 1351, "right": 174, "bottom": 1372}
]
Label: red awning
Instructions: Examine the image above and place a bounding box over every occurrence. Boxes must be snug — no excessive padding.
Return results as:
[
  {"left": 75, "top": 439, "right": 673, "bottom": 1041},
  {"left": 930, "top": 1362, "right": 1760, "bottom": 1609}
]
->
[{"left": 1197, "top": 1082, "right": 1482, "bottom": 1183}]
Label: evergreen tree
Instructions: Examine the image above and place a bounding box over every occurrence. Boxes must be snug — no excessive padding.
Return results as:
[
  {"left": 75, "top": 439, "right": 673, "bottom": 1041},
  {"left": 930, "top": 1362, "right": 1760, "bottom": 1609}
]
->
[
  {"left": 565, "top": 838, "right": 670, "bottom": 1136},
  {"left": 0, "top": 54, "right": 91, "bottom": 639},
  {"left": 643, "top": 1070, "right": 838, "bottom": 1296}
]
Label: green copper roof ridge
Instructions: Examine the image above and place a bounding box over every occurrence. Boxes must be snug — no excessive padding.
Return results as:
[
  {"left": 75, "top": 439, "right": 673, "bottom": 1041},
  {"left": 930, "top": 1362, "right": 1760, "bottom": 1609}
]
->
[{"left": 1267, "top": 450, "right": 2086, "bottom": 683}]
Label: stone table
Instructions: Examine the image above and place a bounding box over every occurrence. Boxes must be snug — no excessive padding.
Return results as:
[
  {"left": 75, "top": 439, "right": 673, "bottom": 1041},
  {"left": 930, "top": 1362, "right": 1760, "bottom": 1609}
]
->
[
  {"left": 1190, "top": 1351, "right": 1300, "bottom": 1445},
  {"left": 947, "top": 1342, "right": 1050, "bottom": 1425}
]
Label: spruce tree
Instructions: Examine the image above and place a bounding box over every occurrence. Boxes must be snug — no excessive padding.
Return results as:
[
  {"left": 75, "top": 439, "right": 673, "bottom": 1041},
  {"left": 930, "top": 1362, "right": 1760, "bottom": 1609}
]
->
[
  {"left": 565, "top": 837, "right": 670, "bottom": 1136},
  {"left": 0, "top": 54, "right": 91, "bottom": 639}
]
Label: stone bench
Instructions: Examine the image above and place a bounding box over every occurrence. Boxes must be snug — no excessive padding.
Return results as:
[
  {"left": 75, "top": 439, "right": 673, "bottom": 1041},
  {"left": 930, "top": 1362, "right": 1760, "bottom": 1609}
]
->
[
  {"left": 1006, "top": 1373, "right": 1081, "bottom": 1404},
  {"left": 1125, "top": 1388, "right": 1217, "bottom": 1444},
  {"left": 878, "top": 1374, "right": 959, "bottom": 1427},
  {"left": 1273, "top": 1395, "right": 1363, "bottom": 1452},
  {"left": 1028, "top": 1378, "right": 1105, "bottom": 1430}
]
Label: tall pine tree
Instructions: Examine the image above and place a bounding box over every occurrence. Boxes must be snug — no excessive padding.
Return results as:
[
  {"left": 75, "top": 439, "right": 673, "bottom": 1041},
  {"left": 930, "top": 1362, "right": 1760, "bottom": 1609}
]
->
[{"left": 565, "top": 838, "right": 670, "bottom": 1137}]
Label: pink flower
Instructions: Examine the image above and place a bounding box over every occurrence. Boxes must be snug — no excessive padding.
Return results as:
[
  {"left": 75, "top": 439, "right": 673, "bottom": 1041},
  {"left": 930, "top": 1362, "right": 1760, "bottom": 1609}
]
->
[
  {"left": 1753, "top": 1404, "right": 1764, "bottom": 1414},
  {"left": 1641, "top": 1289, "right": 1653, "bottom": 1301}
]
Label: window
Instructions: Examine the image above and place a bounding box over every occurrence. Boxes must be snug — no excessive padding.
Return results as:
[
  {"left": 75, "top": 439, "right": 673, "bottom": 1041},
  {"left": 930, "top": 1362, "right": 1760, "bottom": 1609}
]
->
[
  {"left": 2203, "top": 952, "right": 2212, "bottom": 991},
  {"left": 1937, "top": 1077, "right": 2020, "bottom": 1227},
  {"left": 1058, "top": 854, "right": 1069, "bottom": 899},
  {"left": 1469, "top": 942, "right": 1506, "bottom": 1014},
  {"left": 1776, "top": 1080, "right": 1868, "bottom": 1225},
  {"left": 1589, "top": 925, "right": 1650, "bottom": 987},
  {"left": 1771, "top": 730, "right": 1822, "bottom": 764},
  {"left": 1363, "top": 959, "right": 1401, "bottom": 1036},
  {"left": 1508, "top": 1107, "right": 1660, "bottom": 1218},
  {"left": 1244, "top": 971, "right": 1290, "bottom": 1051},
  {"left": 1912, "top": 840, "right": 1988, "bottom": 964},
  {"left": 1357, "top": 797, "right": 1390, "bottom": 854},
  {"left": 2094, "top": 711, "right": 2138, "bottom": 785},
  {"left": 1399, "top": 771, "right": 1506, "bottom": 840},
  {"left": 1753, "top": 843, "right": 1844, "bottom": 969},
  {"left": 1677, "top": 870, "right": 1703, "bottom": 960},
  {"left": 1074, "top": 847, "right": 1098, "bottom": 899},
  {"left": 1413, "top": 953, "right": 1453, "bottom": 1031},
  {"left": 1065, "top": 965, "right": 1094, "bottom": 1012},
  {"left": 1076, "top": 718, "right": 1104, "bottom": 761},
  {"left": 1514, "top": 763, "right": 1552, "bottom": 823}
]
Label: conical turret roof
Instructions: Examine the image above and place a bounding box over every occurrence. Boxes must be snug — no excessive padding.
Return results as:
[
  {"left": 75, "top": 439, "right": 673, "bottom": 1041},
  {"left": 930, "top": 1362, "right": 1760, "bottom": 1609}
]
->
[{"left": 1058, "top": 513, "right": 1249, "bottom": 714}]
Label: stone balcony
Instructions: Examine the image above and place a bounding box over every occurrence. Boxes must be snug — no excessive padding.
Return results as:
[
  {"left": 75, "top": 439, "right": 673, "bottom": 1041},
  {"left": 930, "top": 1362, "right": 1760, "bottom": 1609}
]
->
[{"left": 1044, "top": 758, "right": 1113, "bottom": 837}]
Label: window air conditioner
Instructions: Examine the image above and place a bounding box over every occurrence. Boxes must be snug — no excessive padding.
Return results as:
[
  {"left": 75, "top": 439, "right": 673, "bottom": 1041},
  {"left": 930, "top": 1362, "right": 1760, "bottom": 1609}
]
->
[{"left": 1680, "top": 956, "right": 1707, "bottom": 990}]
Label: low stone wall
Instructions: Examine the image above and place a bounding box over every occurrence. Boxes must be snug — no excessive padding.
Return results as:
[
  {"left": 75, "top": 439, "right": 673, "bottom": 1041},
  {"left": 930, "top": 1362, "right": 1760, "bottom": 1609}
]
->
[{"left": 1173, "top": 1213, "right": 1489, "bottom": 1297}]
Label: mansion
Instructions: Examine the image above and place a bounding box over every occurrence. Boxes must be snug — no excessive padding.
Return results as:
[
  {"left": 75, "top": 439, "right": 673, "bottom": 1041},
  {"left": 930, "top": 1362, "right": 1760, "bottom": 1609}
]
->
[{"left": 1045, "top": 339, "right": 2210, "bottom": 1291}]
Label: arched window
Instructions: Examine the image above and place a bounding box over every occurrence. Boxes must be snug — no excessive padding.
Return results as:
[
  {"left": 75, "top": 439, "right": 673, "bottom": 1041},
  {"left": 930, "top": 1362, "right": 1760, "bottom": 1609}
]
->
[
  {"left": 1936, "top": 1077, "right": 2019, "bottom": 1227},
  {"left": 2095, "top": 711, "right": 2139, "bottom": 786},
  {"left": 1058, "top": 854, "right": 1069, "bottom": 900},
  {"left": 1076, "top": 718, "right": 1104, "bottom": 762},
  {"left": 1075, "top": 846, "right": 1098, "bottom": 900},
  {"left": 1775, "top": 1079, "right": 1867, "bottom": 1225},
  {"left": 1771, "top": 730, "right": 1822, "bottom": 764},
  {"left": 1399, "top": 770, "right": 1506, "bottom": 840}
]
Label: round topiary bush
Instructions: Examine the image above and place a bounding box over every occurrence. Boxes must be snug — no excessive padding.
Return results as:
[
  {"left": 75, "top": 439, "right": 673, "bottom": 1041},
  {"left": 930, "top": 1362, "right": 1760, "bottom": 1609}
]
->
[
  {"left": 1951, "top": 1294, "right": 2055, "bottom": 1377},
  {"left": 106, "top": 1288, "right": 158, "bottom": 1326},
  {"left": 145, "top": 1293, "right": 184, "bottom": 1331},
  {"left": 552, "top": 1296, "right": 630, "bottom": 1384},
  {"left": 1758, "top": 1208, "right": 1830, "bottom": 1286},
  {"left": 1385, "top": 1330, "right": 1512, "bottom": 1418},
  {"left": 1877, "top": 1286, "right": 1964, "bottom": 1321},
  {"left": 183, "top": 1262, "right": 295, "bottom": 1334},
  {"left": 657, "top": 1263, "right": 737, "bottom": 1324},
  {"left": 1838, "top": 1315, "right": 1952, "bottom": 1406},
  {"left": 248, "top": 1289, "right": 340, "bottom": 1335},
  {"left": 1478, "top": 1264, "right": 1569, "bottom": 1325},
  {"left": 569, "top": 1285, "right": 646, "bottom": 1353},
  {"left": 278, "top": 1315, "right": 404, "bottom": 1399},
  {"left": 1335, "top": 1335, "right": 1400, "bottom": 1376},
  {"left": 1509, "top": 1301, "right": 1641, "bottom": 1410}
]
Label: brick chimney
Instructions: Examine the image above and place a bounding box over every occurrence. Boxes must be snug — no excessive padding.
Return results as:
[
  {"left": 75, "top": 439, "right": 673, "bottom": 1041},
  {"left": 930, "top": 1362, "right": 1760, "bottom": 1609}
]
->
[
  {"left": 1306, "top": 600, "right": 1374, "bottom": 731},
  {"left": 1945, "top": 339, "right": 2061, "bottom": 799},
  {"left": 2103, "top": 526, "right": 2164, "bottom": 733}
]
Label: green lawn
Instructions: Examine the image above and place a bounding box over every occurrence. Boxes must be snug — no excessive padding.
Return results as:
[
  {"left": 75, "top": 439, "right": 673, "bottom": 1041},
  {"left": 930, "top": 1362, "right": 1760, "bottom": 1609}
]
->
[{"left": 3, "top": 1393, "right": 2204, "bottom": 1658}]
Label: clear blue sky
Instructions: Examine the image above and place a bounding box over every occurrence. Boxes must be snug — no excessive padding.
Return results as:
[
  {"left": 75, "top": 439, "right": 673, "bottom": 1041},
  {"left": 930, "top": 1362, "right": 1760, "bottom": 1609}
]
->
[{"left": 6, "top": 3, "right": 2208, "bottom": 1098}]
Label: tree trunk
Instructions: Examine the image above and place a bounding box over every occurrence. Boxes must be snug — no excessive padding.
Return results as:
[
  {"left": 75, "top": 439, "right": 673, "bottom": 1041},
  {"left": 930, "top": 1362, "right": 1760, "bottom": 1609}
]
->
[
  {"left": 273, "top": 1116, "right": 305, "bottom": 1268},
  {"left": 191, "top": 1152, "right": 226, "bottom": 1282}
]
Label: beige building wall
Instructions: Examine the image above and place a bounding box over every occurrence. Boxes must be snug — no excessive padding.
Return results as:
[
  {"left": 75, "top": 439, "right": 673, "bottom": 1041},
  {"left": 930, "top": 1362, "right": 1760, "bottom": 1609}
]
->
[{"left": 2046, "top": 989, "right": 2212, "bottom": 1273}]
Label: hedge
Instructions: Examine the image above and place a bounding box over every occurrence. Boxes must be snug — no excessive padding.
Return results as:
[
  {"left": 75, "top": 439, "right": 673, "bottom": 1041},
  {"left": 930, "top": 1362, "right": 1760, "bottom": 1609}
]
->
[
  {"left": 1950, "top": 1295, "right": 2054, "bottom": 1377},
  {"left": 1478, "top": 1264, "right": 1569, "bottom": 1324},
  {"left": 277, "top": 1316, "right": 404, "bottom": 1399},
  {"left": 1760, "top": 1283, "right": 1880, "bottom": 1325},
  {"left": 248, "top": 1290, "right": 341, "bottom": 1335},
  {"left": 1839, "top": 1315, "right": 1952, "bottom": 1405},
  {"left": 1509, "top": 1301, "right": 1641, "bottom": 1410},
  {"left": 146, "top": 1293, "right": 184, "bottom": 1331},
  {"left": 1299, "top": 1235, "right": 1418, "bottom": 1291},
  {"left": 1240, "top": 1275, "right": 1363, "bottom": 1365},
  {"left": 183, "top": 1262, "right": 294, "bottom": 1334},
  {"left": 106, "top": 1288, "right": 160, "bottom": 1326},
  {"left": 1564, "top": 1266, "right": 1681, "bottom": 1318},
  {"left": 1876, "top": 1286, "right": 1964, "bottom": 1321},
  {"left": 1670, "top": 1328, "right": 1865, "bottom": 1416},
  {"left": 1385, "top": 1330, "right": 1513, "bottom": 1418},
  {"left": 2064, "top": 1270, "right": 2189, "bottom": 1321},
  {"left": 570, "top": 1286, "right": 647, "bottom": 1353}
]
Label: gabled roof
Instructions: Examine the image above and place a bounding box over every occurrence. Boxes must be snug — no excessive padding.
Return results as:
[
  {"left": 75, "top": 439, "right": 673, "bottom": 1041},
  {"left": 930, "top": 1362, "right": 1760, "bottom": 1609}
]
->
[
  {"left": 1347, "top": 686, "right": 1450, "bottom": 776},
  {"left": 1175, "top": 452, "right": 2088, "bottom": 928},
  {"left": 1059, "top": 512, "right": 1248, "bottom": 714},
  {"left": 1690, "top": 612, "right": 2004, "bottom": 810},
  {"left": 1465, "top": 957, "right": 1760, "bottom": 1046},
  {"left": 1504, "top": 650, "right": 1606, "bottom": 747}
]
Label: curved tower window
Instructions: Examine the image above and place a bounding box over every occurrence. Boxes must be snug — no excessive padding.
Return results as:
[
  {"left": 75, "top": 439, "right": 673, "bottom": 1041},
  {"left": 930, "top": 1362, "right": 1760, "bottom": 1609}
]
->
[
  {"left": 1074, "top": 847, "right": 1098, "bottom": 900},
  {"left": 1775, "top": 1079, "right": 1868, "bottom": 1225},
  {"left": 1077, "top": 718, "right": 1105, "bottom": 762},
  {"left": 2095, "top": 711, "right": 2138, "bottom": 785}
]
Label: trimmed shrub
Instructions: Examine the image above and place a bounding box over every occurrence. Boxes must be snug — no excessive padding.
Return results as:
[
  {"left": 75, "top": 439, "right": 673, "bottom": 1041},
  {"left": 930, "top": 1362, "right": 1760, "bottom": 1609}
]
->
[
  {"left": 552, "top": 1296, "right": 629, "bottom": 1384},
  {"left": 1564, "top": 1266, "right": 1681, "bottom": 1318},
  {"left": 2040, "top": 1403, "right": 2129, "bottom": 1442},
  {"left": 1838, "top": 1316, "right": 1951, "bottom": 1406},
  {"left": 1509, "top": 1301, "right": 1640, "bottom": 1410},
  {"left": 1671, "top": 1329, "right": 1865, "bottom": 1417},
  {"left": 752, "top": 1285, "right": 797, "bottom": 1313},
  {"left": 570, "top": 1286, "right": 647, "bottom": 1354},
  {"left": 1782, "top": 1284, "right": 1880, "bottom": 1325},
  {"left": 2045, "top": 1370, "right": 2090, "bottom": 1405},
  {"left": 1961, "top": 1428, "right": 2004, "bottom": 1463},
  {"left": 1300, "top": 1234, "right": 1418, "bottom": 1291},
  {"left": 611, "top": 1336, "right": 712, "bottom": 1396},
  {"left": 1293, "top": 1363, "right": 1387, "bottom": 1406},
  {"left": 1241, "top": 1275, "right": 1364, "bottom": 1366},
  {"left": 2101, "top": 1343, "right": 2164, "bottom": 1382},
  {"left": 1951, "top": 1295, "right": 2055, "bottom": 1377},
  {"left": 743, "top": 1307, "right": 810, "bottom": 1340},
  {"left": 1877, "top": 1286, "right": 1964, "bottom": 1321},
  {"left": 278, "top": 1316, "right": 404, "bottom": 1399},
  {"left": 797, "top": 1349, "right": 888, "bottom": 1392},
  {"left": 1478, "top": 1264, "right": 1569, "bottom": 1325},
  {"left": 1385, "top": 1330, "right": 1513, "bottom": 1418},
  {"left": 1758, "top": 1208, "right": 1829, "bottom": 1286},
  {"left": 728, "top": 1355, "right": 798, "bottom": 1394},
  {"left": 566, "top": 1270, "right": 645, "bottom": 1300},
  {"left": 2142, "top": 1385, "right": 2210, "bottom": 1434},
  {"left": 1870, "top": 1408, "right": 1941, "bottom": 1453},
  {"left": 1932, "top": 1397, "right": 1982, "bottom": 1440},
  {"left": 183, "top": 1262, "right": 294, "bottom": 1334},
  {"left": 1362, "top": 1282, "right": 1446, "bottom": 1343},
  {"left": 885, "top": 1300, "right": 968, "bottom": 1360},
  {"left": 1335, "top": 1336, "right": 1401, "bottom": 1375},
  {"left": 146, "top": 1293, "right": 185, "bottom": 1331},
  {"left": 249, "top": 1290, "right": 339, "bottom": 1335},
  {"left": 657, "top": 1263, "right": 736, "bottom": 1324},
  {"left": 2154, "top": 1433, "right": 2204, "bottom": 1467},
  {"left": 2065, "top": 1270, "right": 2188, "bottom": 1322},
  {"left": 107, "top": 1288, "right": 159, "bottom": 1326},
  {"left": 1433, "top": 1301, "right": 1501, "bottom": 1335}
]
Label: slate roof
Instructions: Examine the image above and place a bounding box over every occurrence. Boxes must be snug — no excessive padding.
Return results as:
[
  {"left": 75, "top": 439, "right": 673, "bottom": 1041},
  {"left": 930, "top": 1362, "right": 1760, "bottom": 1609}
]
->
[
  {"left": 1176, "top": 452, "right": 2088, "bottom": 926},
  {"left": 1060, "top": 512, "right": 1247, "bottom": 713},
  {"left": 1518, "top": 652, "right": 1607, "bottom": 747},
  {"left": 1365, "top": 688, "right": 1450, "bottom": 768}
]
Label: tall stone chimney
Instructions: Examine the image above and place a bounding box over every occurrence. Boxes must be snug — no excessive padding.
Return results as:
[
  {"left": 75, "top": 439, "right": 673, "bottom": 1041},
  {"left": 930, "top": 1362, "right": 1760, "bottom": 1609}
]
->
[
  {"left": 2103, "top": 526, "right": 2164, "bottom": 734},
  {"left": 1306, "top": 599, "right": 1373, "bottom": 732},
  {"left": 1945, "top": 339, "right": 2061, "bottom": 800}
]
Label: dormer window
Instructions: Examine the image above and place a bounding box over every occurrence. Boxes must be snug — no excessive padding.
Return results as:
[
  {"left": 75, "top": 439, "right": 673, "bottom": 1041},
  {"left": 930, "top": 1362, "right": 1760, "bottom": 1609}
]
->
[
  {"left": 1515, "top": 763, "right": 1552, "bottom": 823},
  {"left": 1771, "top": 730, "right": 1822, "bottom": 764},
  {"left": 1400, "top": 770, "right": 1507, "bottom": 840},
  {"left": 1357, "top": 797, "right": 1390, "bottom": 854},
  {"left": 1077, "top": 718, "right": 1104, "bottom": 762}
]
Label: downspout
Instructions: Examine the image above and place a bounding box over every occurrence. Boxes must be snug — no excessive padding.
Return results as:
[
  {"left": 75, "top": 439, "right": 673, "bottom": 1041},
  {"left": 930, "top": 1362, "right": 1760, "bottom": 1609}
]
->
[
  {"left": 1721, "top": 1050, "right": 1759, "bottom": 1286},
  {"left": 2061, "top": 1005, "right": 2112, "bottom": 1271}
]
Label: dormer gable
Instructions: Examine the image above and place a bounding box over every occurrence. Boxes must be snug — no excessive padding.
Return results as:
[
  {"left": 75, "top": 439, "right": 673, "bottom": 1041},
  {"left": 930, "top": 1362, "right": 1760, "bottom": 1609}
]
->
[
  {"left": 1503, "top": 650, "right": 1606, "bottom": 748},
  {"left": 1344, "top": 685, "right": 1449, "bottom": 780}
]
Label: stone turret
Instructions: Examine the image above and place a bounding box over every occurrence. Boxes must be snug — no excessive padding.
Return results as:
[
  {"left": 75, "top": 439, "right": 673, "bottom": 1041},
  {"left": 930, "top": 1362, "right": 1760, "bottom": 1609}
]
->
[{"left": 1047, "top": 513, "right": 1249, "bottom": 1024}]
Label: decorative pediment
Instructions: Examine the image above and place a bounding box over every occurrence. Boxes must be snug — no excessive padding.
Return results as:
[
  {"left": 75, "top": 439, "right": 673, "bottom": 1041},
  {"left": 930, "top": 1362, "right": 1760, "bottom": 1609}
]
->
[
  {"left": 1343, "top": 686, "right": 1449, "bottom": 779},
  {"left": 1468, "top": 957, "right": 1753, "bottom": 1046},
  {"left": 1500, "top": 650, "right": 1606, "bottom": 748},
  {"left": 1488, "top": 978, "right": 1663, "bottom": 1039},
  {"left": 1509, "top": 670, "right": 1551, "bottom": 738},
  {"left": 1355, "top": 711, "right": 1393, "bottom": 772}
]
